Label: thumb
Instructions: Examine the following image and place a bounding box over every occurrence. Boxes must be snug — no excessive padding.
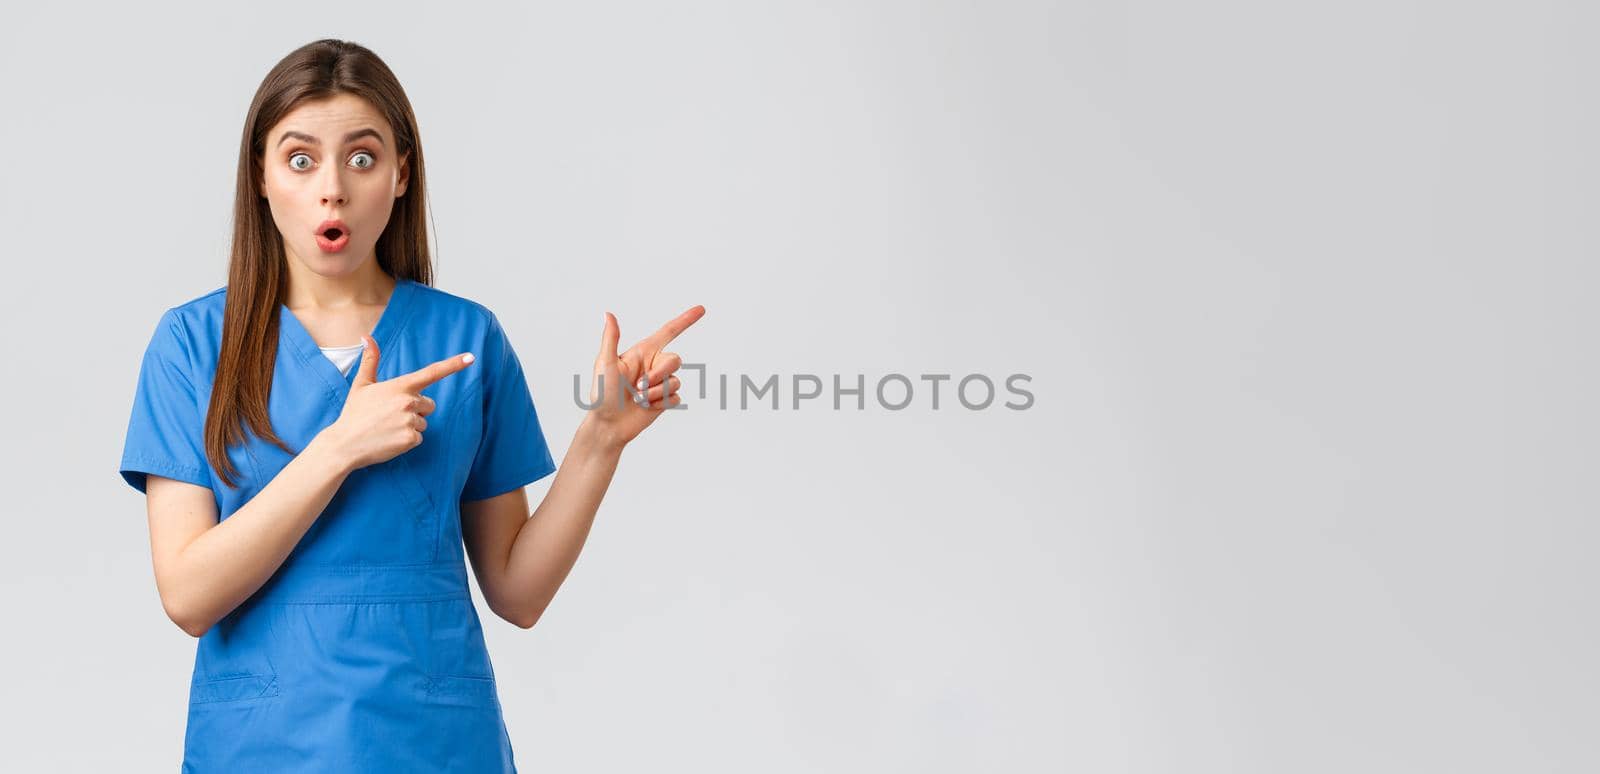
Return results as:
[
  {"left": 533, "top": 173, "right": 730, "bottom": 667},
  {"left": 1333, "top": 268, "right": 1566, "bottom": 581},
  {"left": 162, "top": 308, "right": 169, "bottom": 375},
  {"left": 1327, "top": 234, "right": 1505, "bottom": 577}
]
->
[
  {"left": 598, "top": 311, "right": 619, "bottom": 364},
  {"left": 352, "top": 335, "right": 380, "bottom": 387}
]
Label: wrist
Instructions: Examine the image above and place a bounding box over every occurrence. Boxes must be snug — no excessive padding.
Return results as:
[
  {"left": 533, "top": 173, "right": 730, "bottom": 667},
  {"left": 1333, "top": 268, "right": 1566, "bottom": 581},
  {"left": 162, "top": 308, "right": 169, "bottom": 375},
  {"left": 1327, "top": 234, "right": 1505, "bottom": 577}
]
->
[
  {"left": 307, "top": 426, "right": 357, "bottom": 478},
  {"left": 576, "top": 414, "right": 628, "bottom": 460}
]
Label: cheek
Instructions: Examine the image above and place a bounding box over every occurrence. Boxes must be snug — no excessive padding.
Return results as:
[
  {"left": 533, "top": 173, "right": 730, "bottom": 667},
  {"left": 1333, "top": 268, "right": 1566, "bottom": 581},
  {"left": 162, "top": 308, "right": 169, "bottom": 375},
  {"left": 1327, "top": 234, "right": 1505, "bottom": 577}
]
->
[
  {"left": 261, "top": 182, "right": 295, "bottom": 219},
  {"left": 365, "top": 165, "right": 399, "bottom": 191},
  {"left": 261, "top": 191, "right": 285, "bottom": 224},
  {"left": 258, "top": 186, "right": 305, "bottom": 243},
  {"left": 260, "top": 168, "right": 297, "bottom": 204},
  {"left": 355, "top": 176, "right": 400, "bottom": 216}
]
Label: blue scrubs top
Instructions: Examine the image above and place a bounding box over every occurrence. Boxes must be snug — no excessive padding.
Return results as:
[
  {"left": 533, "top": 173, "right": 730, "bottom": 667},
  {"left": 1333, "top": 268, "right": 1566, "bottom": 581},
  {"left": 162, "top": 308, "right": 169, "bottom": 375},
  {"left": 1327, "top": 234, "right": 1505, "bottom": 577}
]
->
[{"left": 118, "top": 276, "right": 556, "bottom": 772}]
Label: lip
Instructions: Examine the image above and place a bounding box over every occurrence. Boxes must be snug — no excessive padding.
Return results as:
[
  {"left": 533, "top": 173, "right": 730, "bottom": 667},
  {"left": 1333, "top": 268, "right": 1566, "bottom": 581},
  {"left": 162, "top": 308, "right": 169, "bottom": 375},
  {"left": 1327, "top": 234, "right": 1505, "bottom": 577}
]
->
[{"left": 314, "top": 219, "right": 350, "bottom": 253}]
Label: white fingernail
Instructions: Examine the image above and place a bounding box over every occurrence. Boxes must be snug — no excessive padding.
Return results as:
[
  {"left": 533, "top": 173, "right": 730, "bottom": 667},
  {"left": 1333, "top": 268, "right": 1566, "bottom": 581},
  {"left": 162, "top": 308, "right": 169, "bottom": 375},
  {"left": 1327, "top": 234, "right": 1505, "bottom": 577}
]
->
[{"left": 463, "top": 353, "right": 475, "bottom": 364}]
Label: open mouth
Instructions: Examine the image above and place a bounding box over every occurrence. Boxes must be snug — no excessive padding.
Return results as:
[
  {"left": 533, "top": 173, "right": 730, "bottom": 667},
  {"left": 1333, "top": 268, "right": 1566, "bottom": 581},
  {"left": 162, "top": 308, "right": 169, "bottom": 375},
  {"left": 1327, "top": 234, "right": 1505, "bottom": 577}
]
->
[{"left": 315, "top": 219, "right": 350, "bottom": 251}]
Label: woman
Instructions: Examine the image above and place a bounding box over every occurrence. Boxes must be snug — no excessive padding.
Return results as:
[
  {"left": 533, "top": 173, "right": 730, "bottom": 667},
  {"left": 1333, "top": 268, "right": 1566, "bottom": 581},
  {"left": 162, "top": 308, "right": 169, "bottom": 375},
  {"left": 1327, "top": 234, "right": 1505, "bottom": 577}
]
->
[{"left": 117, "top": 39, "right": 702, "bottom": 771}]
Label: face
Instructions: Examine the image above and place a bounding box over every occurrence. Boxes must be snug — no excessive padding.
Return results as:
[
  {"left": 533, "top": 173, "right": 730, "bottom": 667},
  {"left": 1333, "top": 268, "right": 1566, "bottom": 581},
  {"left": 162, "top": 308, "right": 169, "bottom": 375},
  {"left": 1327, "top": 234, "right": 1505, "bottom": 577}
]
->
[{"left": 259, "top": 92, "right": 409, "bottom": 278}]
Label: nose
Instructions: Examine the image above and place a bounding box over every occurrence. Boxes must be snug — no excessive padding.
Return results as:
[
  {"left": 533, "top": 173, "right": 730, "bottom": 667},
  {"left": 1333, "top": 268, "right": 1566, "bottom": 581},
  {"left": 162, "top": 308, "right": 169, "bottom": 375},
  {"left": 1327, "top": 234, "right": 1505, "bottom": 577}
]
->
[{"left": 320, "top": 165, "right": 347, "bottom": 207}]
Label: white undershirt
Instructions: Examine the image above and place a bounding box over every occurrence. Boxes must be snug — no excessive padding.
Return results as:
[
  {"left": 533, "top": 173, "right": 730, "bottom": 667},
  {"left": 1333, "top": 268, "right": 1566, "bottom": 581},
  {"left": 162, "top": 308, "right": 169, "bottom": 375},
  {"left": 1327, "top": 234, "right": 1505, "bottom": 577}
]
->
[{"left": 319, "top": 342, "right": 366, "bottom": 377}]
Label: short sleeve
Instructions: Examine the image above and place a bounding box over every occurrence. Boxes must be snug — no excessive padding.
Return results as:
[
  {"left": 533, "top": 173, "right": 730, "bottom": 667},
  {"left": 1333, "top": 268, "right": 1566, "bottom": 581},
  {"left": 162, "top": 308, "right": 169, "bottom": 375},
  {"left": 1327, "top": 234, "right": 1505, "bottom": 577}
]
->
[
  {"left": 119, "top": 309, "right": 214, "bottom": 494},
  {"left": 460, "top": 312, "right": 558, "bottom": 502}
]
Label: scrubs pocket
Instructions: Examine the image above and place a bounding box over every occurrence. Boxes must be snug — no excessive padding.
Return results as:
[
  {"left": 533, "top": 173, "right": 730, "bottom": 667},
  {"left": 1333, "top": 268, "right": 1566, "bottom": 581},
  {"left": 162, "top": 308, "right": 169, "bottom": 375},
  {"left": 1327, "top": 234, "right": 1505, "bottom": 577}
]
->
[
  {"left": 190, "top": 673, "right": 280, "bottom": 705},
  {"left": 421, "top": 674, "right": 501, "bottom": 708}
]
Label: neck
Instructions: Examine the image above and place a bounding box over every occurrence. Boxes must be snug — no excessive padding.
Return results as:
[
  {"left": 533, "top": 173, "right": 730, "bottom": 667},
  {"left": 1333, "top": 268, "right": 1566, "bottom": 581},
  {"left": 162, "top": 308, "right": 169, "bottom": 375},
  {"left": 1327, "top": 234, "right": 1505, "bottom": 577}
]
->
[{"left": 283, "top": 253, "right": 396, "bottom": 312}]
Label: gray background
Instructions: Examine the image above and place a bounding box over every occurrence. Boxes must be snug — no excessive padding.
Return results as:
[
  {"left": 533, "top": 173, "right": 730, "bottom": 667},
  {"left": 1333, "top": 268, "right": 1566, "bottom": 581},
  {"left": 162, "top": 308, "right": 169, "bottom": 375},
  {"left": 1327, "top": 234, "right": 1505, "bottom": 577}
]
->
[{"left": 2, "top": 1, "right": 1593, "bottom": 771}]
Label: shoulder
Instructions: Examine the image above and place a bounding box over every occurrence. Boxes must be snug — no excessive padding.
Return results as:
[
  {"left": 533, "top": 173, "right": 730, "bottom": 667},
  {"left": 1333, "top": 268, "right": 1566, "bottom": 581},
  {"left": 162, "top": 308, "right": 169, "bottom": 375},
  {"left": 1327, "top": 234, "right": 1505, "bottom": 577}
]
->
[
  {"left": 151, "top": 284, "right": 225, "bottom": 321},
  {"left": 405, "top": 281, "right": 511, "bottom": 341},
  {"left": 141, "top": 285, "right": 227, "bottom": 363},
  {"left": 405, "top": 282, "right": 533, "bottom": 380}
]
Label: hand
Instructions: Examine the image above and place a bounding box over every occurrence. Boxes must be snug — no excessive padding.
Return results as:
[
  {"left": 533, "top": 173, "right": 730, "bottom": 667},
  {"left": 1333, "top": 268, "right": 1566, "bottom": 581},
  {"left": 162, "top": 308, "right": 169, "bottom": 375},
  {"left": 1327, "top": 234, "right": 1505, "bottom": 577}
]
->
[
  {"left": 323, "top": 334, "right": 477, "bottom": 471},
  {"left": 588, "top": 305, "right": 705, "bottom": 449}
]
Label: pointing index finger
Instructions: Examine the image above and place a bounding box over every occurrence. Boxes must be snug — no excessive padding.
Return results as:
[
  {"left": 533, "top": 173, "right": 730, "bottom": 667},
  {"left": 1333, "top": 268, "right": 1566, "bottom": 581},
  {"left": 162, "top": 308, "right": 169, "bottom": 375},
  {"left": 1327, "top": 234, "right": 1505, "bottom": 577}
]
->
[
  {"left": 641, "top": 305, "right": 705, "bottom": 352},
  {"left": 394, "top": 352, "right": 477, "bottom": 392}
]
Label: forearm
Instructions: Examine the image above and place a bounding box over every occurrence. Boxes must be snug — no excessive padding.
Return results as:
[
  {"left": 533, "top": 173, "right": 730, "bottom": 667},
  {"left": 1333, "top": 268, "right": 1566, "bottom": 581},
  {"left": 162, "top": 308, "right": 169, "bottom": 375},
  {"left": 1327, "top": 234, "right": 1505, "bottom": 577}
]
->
[
  {"left": 165, "top": 431, "right": 353, "bottom": 635},
  {"left": 498, "top": 415, "right": 625, "bottom": 628}
]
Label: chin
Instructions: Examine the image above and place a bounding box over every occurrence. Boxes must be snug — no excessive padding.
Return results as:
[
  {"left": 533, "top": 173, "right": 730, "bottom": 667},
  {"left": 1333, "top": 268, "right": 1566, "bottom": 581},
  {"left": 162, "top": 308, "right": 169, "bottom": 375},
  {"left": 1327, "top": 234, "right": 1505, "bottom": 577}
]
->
[{"left": 309, "top": 252, "right": 367, "bottom": 275}]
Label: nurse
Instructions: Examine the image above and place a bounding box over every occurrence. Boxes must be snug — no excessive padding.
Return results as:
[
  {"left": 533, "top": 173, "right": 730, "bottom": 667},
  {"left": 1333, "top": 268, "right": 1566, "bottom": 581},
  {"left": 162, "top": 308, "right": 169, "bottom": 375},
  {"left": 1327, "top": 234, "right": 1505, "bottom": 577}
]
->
[{"left": 117, "top": 39, "right": 702, "bottom": 772}]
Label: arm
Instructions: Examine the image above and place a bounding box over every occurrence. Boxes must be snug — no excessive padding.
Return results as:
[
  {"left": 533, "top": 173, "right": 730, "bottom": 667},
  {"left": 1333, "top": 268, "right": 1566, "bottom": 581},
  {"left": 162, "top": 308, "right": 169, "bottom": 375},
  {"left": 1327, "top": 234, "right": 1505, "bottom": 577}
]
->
[
  {"left": 146, "top": 431, "right": 353, "bottom": 638},
  {"left": 463, "top": 306, "right": 700, "bottom": 629},
  {"left": 462, "top": 415, "right": 623, "bottom": 629}
]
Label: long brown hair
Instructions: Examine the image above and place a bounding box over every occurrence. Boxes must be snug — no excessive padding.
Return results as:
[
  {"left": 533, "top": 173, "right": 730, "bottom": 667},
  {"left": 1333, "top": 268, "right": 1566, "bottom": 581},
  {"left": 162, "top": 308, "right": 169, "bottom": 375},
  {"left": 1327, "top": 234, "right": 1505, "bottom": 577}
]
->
[{"left": 206, "top": 39, "right": 433, "bottom": 489}]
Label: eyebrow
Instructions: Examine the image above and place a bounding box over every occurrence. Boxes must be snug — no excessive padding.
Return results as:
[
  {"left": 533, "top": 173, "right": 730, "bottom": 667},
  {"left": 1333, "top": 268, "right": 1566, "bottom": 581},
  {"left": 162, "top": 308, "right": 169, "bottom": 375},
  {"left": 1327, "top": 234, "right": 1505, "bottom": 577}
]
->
[{"left": 276, "top": 127, "right": 386, "bottom": 149}]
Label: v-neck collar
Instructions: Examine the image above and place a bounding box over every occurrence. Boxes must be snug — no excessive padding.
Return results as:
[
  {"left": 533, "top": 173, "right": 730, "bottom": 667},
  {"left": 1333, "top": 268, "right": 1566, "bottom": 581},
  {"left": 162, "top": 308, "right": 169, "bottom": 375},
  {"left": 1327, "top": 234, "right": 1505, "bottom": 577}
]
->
[{"left": 278, "top": 276, "right": 419, "bottom": 403}]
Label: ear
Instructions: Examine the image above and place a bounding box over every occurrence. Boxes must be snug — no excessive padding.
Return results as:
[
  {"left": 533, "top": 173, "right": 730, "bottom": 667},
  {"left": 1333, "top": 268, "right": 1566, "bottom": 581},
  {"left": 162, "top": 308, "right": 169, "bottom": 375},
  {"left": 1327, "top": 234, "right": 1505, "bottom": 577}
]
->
[{"left": 395, "top": 152, "right": 410, "bottom": 198}]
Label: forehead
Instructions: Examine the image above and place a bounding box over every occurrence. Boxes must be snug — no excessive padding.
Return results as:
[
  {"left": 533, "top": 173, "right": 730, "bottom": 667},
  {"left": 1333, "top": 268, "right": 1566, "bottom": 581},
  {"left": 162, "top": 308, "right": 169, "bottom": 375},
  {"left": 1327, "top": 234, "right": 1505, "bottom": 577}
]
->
[{"left": 268, "top": 93, "right": 392, "bottom": 143}]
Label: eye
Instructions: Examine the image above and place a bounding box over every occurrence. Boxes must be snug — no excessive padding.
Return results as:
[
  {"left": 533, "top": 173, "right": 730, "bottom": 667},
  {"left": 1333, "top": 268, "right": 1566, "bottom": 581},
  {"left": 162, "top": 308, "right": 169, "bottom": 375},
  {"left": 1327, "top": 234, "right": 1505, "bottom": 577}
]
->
[
  {"left": 288, "top": 152, "right": 313, "bottom": 171},
  {"left": 350, "top": 151, "right": 376, "bottom": 169}
]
